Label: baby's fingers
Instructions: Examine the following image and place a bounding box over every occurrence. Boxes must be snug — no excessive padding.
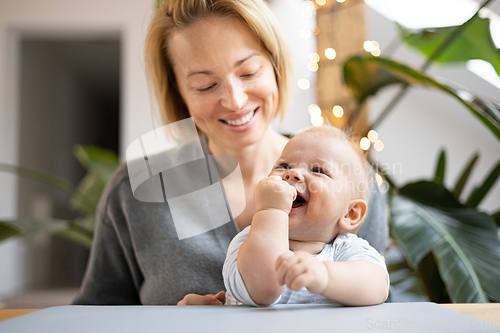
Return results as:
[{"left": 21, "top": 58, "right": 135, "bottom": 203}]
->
[{"left": 275, "top": 252, "right": 297, "bottom": 285}]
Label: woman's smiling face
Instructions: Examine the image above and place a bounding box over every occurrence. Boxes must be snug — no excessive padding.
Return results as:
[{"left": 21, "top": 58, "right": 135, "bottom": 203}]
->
[{"left": 168, "top": 15, "right": 279, "bottom": 149}]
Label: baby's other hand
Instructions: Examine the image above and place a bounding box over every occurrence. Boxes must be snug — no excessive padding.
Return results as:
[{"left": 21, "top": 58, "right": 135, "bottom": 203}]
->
[
  {"left": 275, "top": 251, "right": 328, "bottom": 294},
  {"left": 254, "top": 175, "right": 297, "bottom": 213}
]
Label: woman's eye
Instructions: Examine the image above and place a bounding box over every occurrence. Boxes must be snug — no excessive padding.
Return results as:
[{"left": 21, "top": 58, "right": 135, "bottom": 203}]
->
[
  {"left": 241, "top": 72, "right": 257, "bottom": 78},
  {"left": 311, "top": 167, "right": 326, "bottom": 175},
  {"left": 276, "top": 163, "right": 290, "bottom": 170},
  {"left": 197, "top": 84, "right": 216, "bottom": 92}
]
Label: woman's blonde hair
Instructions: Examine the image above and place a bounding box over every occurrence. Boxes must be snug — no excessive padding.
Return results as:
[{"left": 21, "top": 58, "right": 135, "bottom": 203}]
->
[{"left": 145, "top": 0, "right": 294, "bottom": 126}]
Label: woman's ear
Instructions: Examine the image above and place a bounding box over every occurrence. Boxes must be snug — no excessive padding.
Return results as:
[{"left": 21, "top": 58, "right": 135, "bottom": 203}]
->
[{"left": 338, "top": 199, "right": 368, "bottom": 232}]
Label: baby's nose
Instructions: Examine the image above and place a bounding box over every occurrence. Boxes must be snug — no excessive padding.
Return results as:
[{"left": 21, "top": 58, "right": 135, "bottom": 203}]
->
[{"left": 284, "top": 169, "right": 304, "bottom": 182}]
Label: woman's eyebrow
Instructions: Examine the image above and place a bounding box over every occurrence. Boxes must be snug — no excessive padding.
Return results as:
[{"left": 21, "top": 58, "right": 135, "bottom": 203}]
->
[
  {"left": 234, "top": 52, "right": 261, "bottom": 67},
  {"left": 187, "top": 52, "right": 261, "bottom": 77}
]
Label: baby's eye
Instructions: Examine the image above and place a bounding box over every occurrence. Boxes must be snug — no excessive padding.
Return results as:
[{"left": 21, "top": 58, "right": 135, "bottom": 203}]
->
[
  {"left": 311, "top": 166, "right": 326, "bottom": 175},
  {"left": 276, "top": 162, "right": 290, "bottom": 170},
  {"left": 197, "top": 83, "right": 216, "bottom": 92}
]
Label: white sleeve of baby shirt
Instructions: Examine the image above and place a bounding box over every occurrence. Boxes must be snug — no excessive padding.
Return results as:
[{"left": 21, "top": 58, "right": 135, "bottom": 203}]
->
[{"left": 330, "top": 233, "right": 390, "bottom": 290}]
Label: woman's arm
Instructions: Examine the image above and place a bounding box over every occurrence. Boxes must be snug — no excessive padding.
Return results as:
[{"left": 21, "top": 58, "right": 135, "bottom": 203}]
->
[
  {"left": 73, "top": 200, "right": 141, "bottom": 305},
  {"left": 73, "top": 166, "right": 142, "bottom": 305}
]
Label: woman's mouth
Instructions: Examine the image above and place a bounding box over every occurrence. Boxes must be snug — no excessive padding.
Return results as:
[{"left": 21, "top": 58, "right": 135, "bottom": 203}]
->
[{"left": 221, "top": 109, "right": 256, "bottom": 126}]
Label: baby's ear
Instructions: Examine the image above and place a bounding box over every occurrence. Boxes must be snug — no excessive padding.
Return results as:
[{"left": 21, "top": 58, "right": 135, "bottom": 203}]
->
[{"left": 338, "top": 199, "right": 368, "bottom": 232}]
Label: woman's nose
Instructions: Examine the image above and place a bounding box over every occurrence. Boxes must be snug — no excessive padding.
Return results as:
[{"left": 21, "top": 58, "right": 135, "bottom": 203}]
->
[
  {"left": 220, "top": 79, "right": 248, "bottom": 111},
  {"left": 284, "top": 169, "right": 304, "bottom": 182}
]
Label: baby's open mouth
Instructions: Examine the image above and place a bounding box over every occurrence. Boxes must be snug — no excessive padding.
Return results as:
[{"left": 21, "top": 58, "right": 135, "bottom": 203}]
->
[{"left": 292, "top": 194, "right": 306, "bottom": 209}]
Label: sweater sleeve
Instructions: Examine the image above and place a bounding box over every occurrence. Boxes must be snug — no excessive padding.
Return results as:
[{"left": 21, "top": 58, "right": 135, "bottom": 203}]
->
[
  {"left": 72, "top": 171, "right": 142, "bottom": 305},
  {"left": 357, "top": 170, "right": 389, "bottom": 252}
]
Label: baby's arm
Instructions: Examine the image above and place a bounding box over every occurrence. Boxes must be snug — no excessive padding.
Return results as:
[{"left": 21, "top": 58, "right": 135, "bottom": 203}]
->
[
  {"left": 237, "top": 176, "right": 296, "bottom": 305},
  {"left": 276, "top": 251, "right": 388, "bottom": 306}
]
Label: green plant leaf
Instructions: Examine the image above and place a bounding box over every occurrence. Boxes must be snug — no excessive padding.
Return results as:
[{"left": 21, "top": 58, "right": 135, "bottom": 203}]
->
[
  {"left": 0, "top": 218, "right": 69, "bottom": 235},
  {"left": 399, "top": 17, "right": 500, "bottom": 75},
  {"left": 391, "top": 195, "right": 500, "bottom": 302},
  {"left": 57, "top": 223, "right": 93, "bottom": 249},
  {"left": 73, "top": 145, "right": 120, "bottom": 184},
  {"left": 453, "top": 153, "right": 479, "bottom": 199},
  {"left": 434, "top": 150, "right": 446, "bottom": 185},
  {"left": 417, "top": 252, "right": 451, "bottom": 303},
  {"left": 70, "top": 173, "right": 106, "bottom": 214},
  {"left": 492, "top": 210, "right": 500, "bottom": 228},
  {"left": 0, "top": 222, "right": 20, "bottom": 242},
  {"left": 399, "top": 181, "right": 463, "bottom": 209},
  {"left": 0, "top": 218, "right": 94, "bottom": 248},
  {"left": 343, "top": 56, "right": 500, "bottom": 141},
  {"left": 0, "top": 163, "right": 96, "bottom": 213},
  {"left": 466, "top": 159, "right": 500, "bottom": 208}
]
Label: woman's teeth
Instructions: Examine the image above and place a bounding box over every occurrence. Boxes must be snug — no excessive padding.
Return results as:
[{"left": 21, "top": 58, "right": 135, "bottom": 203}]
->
[{"left": 224, "top": 110, "right": 255, "bottom": 126}]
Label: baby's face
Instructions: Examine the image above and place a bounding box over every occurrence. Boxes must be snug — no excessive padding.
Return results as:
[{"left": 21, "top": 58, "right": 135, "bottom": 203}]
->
[{"left": 269, "top": 132, "right": 361, "bottom": 243}]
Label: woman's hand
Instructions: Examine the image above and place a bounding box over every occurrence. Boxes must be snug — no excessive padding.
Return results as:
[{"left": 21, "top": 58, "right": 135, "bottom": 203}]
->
[{"left": 177, "top": 291, "right": 225, "bottom": 306}]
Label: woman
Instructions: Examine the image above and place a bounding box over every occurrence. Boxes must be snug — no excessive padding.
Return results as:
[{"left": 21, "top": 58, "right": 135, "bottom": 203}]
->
[{"left": 73, "top": 0, "right": 388, "bottom": 306}]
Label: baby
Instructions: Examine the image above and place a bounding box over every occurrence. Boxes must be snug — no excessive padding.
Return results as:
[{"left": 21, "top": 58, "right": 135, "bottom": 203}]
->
[{"left": 223, "top": 126, "right": 389, "bottom": 306}]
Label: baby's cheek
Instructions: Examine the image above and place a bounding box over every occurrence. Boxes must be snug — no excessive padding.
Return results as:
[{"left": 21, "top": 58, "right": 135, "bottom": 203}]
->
[{"left": 309, "top": 180, "right": 336, "bottom": 195}]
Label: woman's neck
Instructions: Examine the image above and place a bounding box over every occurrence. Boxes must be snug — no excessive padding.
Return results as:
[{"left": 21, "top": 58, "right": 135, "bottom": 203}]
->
[{"left": 207, "top": 128, "right": 288, "bottom": 184}]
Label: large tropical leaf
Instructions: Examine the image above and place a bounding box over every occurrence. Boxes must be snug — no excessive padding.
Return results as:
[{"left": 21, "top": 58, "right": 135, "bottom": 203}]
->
[
  {"left": 0, "top": 223, "right": 20, "bottom": 242},
  {"left": 391, "top": 195, "right": 500, "bottom": 302},
  {"left": 0, "top": 218, "right": 69, "bottom": 235},
  {"left": 465, "top": 159, "right": 500, "bottom": 208},
  {"left": 453, "top": 153, "right": 479, "bottom": 199},
  {"left": 0, "top": 163, "right": 96, "bottom": 213},
  {"left": 0, "top": 218, "right": 93, "bottom": 248},
  {"left": 399, "top": 17, "right": 500, "bottom": 75},
  {"left": 70, "top": 145, "right": 118, "bottom": 214},
  {"left": 399, "top": 181, "right": 464, "bottom": 209},
  {"left": 73, "top": 145, "right": 120, "bottom": 183},
  {"left": 434, "top": 150, "right": 446, "bottom": 185},
  {"left": 343, "top": 56, "right": 500, "bottom": 141},
  {"left": 70, "top": 172, "right": 105, "bottom": 214}
]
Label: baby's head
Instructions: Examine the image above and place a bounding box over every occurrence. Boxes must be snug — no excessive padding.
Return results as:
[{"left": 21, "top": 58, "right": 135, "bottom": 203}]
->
[{"left": 270, "top": 126, "right": 372, "bottom": 243}]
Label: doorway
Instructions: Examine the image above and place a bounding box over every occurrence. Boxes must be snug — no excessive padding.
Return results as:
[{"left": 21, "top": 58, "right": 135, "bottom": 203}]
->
[{"left": 16, "top": 37, "right": 120, "bottom": 291}]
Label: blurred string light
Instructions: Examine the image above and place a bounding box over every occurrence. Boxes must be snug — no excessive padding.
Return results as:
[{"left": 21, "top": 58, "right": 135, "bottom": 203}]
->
[
  {"left": 363, "top": 40, "right": 381, "bottom": 56},
  {"left": 324, "top": 48, "right": 336, "bottom": 60},
  {"left": 375, "top": 173, "right": 384, "bottom": 187},
  {"left": 374, "top": 140, "right": 384, "bottom": 151},
  {"left": 308, "top": 104, "right": 322, "bottom": 117},
  {"left": 367, "top": 130, "right": 378, "bottom": 142},
  {"left": 305, "top": 0, "right": 384, "bottom": 127},
  {"left": 311, "top": 115, "right": 325, "bottom": 126},
  {"left": 300, "top": 27, "right": 313, "bottom": 39},
  {"left": 309, "top": 52, "right": 320, "bottom": 63},
  {"left": 298, "top": 78, "right": 311, "bottom": 90},
  {"left": 332, "top": 105, "right": 344, "bottom": 118},
  {"left": 302, "top": 9, "right": 313, "bottom": 18},
  {"left": 359, "top": 137, "right": 371, "bottom": 151},
  {"left": 307, "top": 62, "right": 319, "bottom": 72},
  {"left": 303, "top": 0, "right": 315, "bottom": 10}
]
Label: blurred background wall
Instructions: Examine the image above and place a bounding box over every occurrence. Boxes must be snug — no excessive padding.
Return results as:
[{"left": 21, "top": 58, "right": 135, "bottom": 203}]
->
[{"left": 0, "top": 0, "right": 499, "bottom": 306}]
